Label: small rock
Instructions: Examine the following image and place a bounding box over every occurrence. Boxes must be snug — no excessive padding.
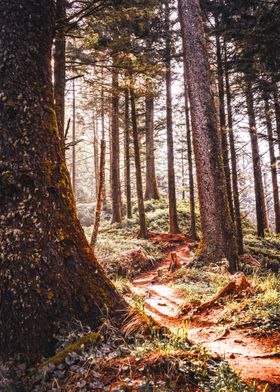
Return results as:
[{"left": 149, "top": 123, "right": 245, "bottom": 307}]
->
[{"left": 229, "top": 353, "right": 236, "bottom": 359}]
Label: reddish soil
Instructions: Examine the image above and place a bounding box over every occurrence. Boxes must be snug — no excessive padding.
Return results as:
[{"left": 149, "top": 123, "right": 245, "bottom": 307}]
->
[{"left": 130, "top": 233, "right": 280, "bottom": 391}]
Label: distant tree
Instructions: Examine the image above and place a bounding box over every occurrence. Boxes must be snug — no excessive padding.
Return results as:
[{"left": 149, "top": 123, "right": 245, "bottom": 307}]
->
[
  {"left": 0, "top": 0, "right": 124, "bottom": 361},
  {"left": 178, "top": 0, "right": 238, "bottom": 272}
]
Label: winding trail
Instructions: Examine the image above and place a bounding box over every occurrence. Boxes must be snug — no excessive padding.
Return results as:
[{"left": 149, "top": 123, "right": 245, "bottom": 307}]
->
[{"left": 130, "top": 233, "right": 280, "bottom": 391}]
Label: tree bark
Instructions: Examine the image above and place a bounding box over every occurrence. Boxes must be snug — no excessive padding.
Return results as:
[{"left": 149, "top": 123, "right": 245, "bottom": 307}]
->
[
  {"left": 124, "top": 89, "right": 132, "bottom": 218},
  {"left": 264, "top": 93, "right": 280, "bottom": 234},
  {"left": 178, "top": 0, "right": 238, "bottom": 273},
  {"left": 145, "top": 92, "right": 160, "bottom": 200},
  {"left": 54, "top": 0, "right": 66, "bottom": 144},
  {"left": 165, "top": 2, "right": 180, "bottom": 234},
  {"left": 182, "top": 61, "right": 198, "bottom": 240},
  {"left": 224, "top": 43, "right": 244, "bottom": 254},
  {"left": 93, "top": 109, "right": 99, "bottom": 196},
  {"left": 91, "top": 140, "right": 106, "bottom": 248},
  {"left": 111, "top": 65, "right": 122, "bottom": 223},
  {"left": 245, "top": 79, "right": 268, "bottom": 237},
  {"left": 130, "top": 84, "right": 148, "bottom": 238},
  {"left": 0, "top": 0, "right": 124, "bottom": 361}
]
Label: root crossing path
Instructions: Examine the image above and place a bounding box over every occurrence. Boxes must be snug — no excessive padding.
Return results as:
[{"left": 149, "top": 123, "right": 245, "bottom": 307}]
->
[{"left": 130, "top": 233, "right": 280, "bottom": 391}]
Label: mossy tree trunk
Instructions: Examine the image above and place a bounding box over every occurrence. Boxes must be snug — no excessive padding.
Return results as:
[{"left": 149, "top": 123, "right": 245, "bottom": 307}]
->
[
  {"left": 178, "top": 0, "right": 238, "bottom": 273},
  {"left": 0, "top": 0, "right": 125, "bottom": 362}
]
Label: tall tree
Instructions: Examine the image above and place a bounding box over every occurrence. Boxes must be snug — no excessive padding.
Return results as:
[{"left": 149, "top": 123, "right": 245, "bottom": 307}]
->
[
  {"left": 165, "top": 1, "right": 180, "bottom": 234},
  {"left": 0, "top": 0, "right": 124, "bottom": 361},
  {"left": 224, "top": 43, "right": 244, "bottom": 254},
  {"left": 145, "top": 88, "right": 160, "bottom": 200},
  {"left": 178, "top": 0, "right": 238, "bottom": 273},
  {"left": 263, "top": 92, "right": 280, "bottom": 234},
  {"left": 111, "top": 65, "right": 122, "bottom": 223},
  {"left": 182, "top": 62, "right": 198, "bottom": 240},
  {"left": 130, "top": 82, "right": 148, "bottom": 238},
  {"left": 124, "top": 88, "right": 132, "bottom": 218},
  {"left": 244, "top": 79, "right": 268, "bottom": 237}
]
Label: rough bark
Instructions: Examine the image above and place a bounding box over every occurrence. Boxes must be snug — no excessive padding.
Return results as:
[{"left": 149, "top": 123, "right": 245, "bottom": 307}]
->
[
  {"left": 124, "top": 89, "right": 132, "bottom": 219},
  {"left": 165, "top": 2, "right": 180, "bottom": 234},
  {"left": 0, "top": 0, "right": 124, "bottom": 361},
  {"left": 245, "top": 79, "right": 268, "bottom": 237},
  {"left": 93, "top": 110, "right": 99, "bottom": 196},
  {"left": 145, "top": 92, "right": 160, "bottom": 200},
  {"left": 224, "top": 43, "right": 244, "bottom": 254},
  {"left": 54, "top": 0, "right": 66, "bottom": 144},
  {"left": 178, "top": 0, "right": 238, "bottom": 273},
  {"left": 130, "top": 85, "right": 148, "bottom": 238},
  {"left": 215, "top": 29, "right": 234, "bottom": 221},
  {"left": 264, "top": 93, "right": 280, "bottom": 234},
  {"left": 91, "top": 140, "right": 106, "bottom": 248},
  {"left": 111, "top": 66, "right": 122, "bottom": 223},
  {"left": 100, "top": 74, "right": 107, "bottom": 208},
  {"left": 183, "top": 62, "right": 198, "bottom": 240}
]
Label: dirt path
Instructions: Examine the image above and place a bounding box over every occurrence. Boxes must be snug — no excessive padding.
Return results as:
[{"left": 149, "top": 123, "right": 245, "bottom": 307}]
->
[{"left": 130, "top": 233, "right": 280, "bottom": 391}]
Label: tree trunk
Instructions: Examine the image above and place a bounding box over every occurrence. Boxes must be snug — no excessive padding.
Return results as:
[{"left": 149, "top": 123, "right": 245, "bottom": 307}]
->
[
  {"left": 91, "top": 140, "right": 106, "bottom": 248},
  {"left": 178, "top": 0, "right": 238, "bottom": 273},
  {"left": 215, "top": 28, "right": 234, "bottom": 221},
  {"left": 224, "top": 43, "right": 244, "bottom": 254},
  {"left": 165, "top": 2, "right": 180, "bottom": 234},
  {"left": 111, "top": 66, "right": 122, "bottom": 223},
  {"left": 130, "top": 85, "right": 148, "bottom": 238},
  {"left": 145, "top": 92, "right": 160, "bottom": 200},
  {"left": 264, "top": 93, "right": 280, "bottom": 234},
  {"left": 273, "top": 84, "right": 280, "bottom": 155},
  {"left": 54, "top": 0, "right": 66, "bottom": 144},
  {"left": 245, "top": 79, "right": 268, "bottom": 237},
  {"left": 100, "top": 74, "right": 107, "bottom": 208},
  {"left": 0, "top": 0, "right": 124, "bottom": 361},
  {"left": 72, "top": 78, "right": 76, "bottom": 195},
  {"left": 124, "top": 89, "right": 132, "bottom": 218},
  {"left": 183, "top": 61, "right": 198, "bottom": 240},
  {"left": 93, "top": 109, "right": 99, "bottom": 196}
]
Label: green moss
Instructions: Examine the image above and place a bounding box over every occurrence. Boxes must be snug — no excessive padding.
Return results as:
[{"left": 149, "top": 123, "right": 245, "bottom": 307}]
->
[{"left": 39, "top": 332, "right": 103, "bottom": 367}]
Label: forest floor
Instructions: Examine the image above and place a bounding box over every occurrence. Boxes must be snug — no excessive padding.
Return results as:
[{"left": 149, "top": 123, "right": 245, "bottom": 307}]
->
[{"left": 128, "top": 233, "right": 280, "bottom": 391}]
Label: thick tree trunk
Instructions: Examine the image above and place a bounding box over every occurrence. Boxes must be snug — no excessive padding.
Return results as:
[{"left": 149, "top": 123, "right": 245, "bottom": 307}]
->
[
  {"left": 130, "top": 85, "right": 148, "bottom": 238},
  {"left": 145, "top": 93, "right": 160, "bottom": 200},
  {"left": 183, "top": 62, "right": 198, "bottom": 240},
  {"left": 224, "top": 44, "right": 244, "bottom": 254},
  {"left": 124, "top": 89, "right": 132, "bottom": 218},
  {"left": 0, "top": 0, "right": 124, "bottom": 361},
  {"left": 245, "top": 79, "right": 268, "bottom": 237},
  {"left": 215, "top": 29, "right": 234, "bottom": 221},
  {"left": 165, "top": 2, "right": 180, "bottom": 234},
  {"left": 111, "top": 66, "right": 122, "bottom": 223},
  {"left": 178, "top": 0, "right": 238, "bottom": 273},
  {"left": 100, "top": 75, "right": 107, "bottom": 208},
  {"left": 264, "top": 93, "right": 280, "bottom": 234},
  {"left": 91, "top": 140, "right": 106, "bottom": 248},
  {"left": 54, "top": 0, "right": 66, "bottom": 144}
]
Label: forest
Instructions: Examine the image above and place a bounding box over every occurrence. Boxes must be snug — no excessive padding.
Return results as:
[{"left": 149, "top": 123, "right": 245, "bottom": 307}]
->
[{"left": 0, "top": 0, "right": 279, "bottom": 391}]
